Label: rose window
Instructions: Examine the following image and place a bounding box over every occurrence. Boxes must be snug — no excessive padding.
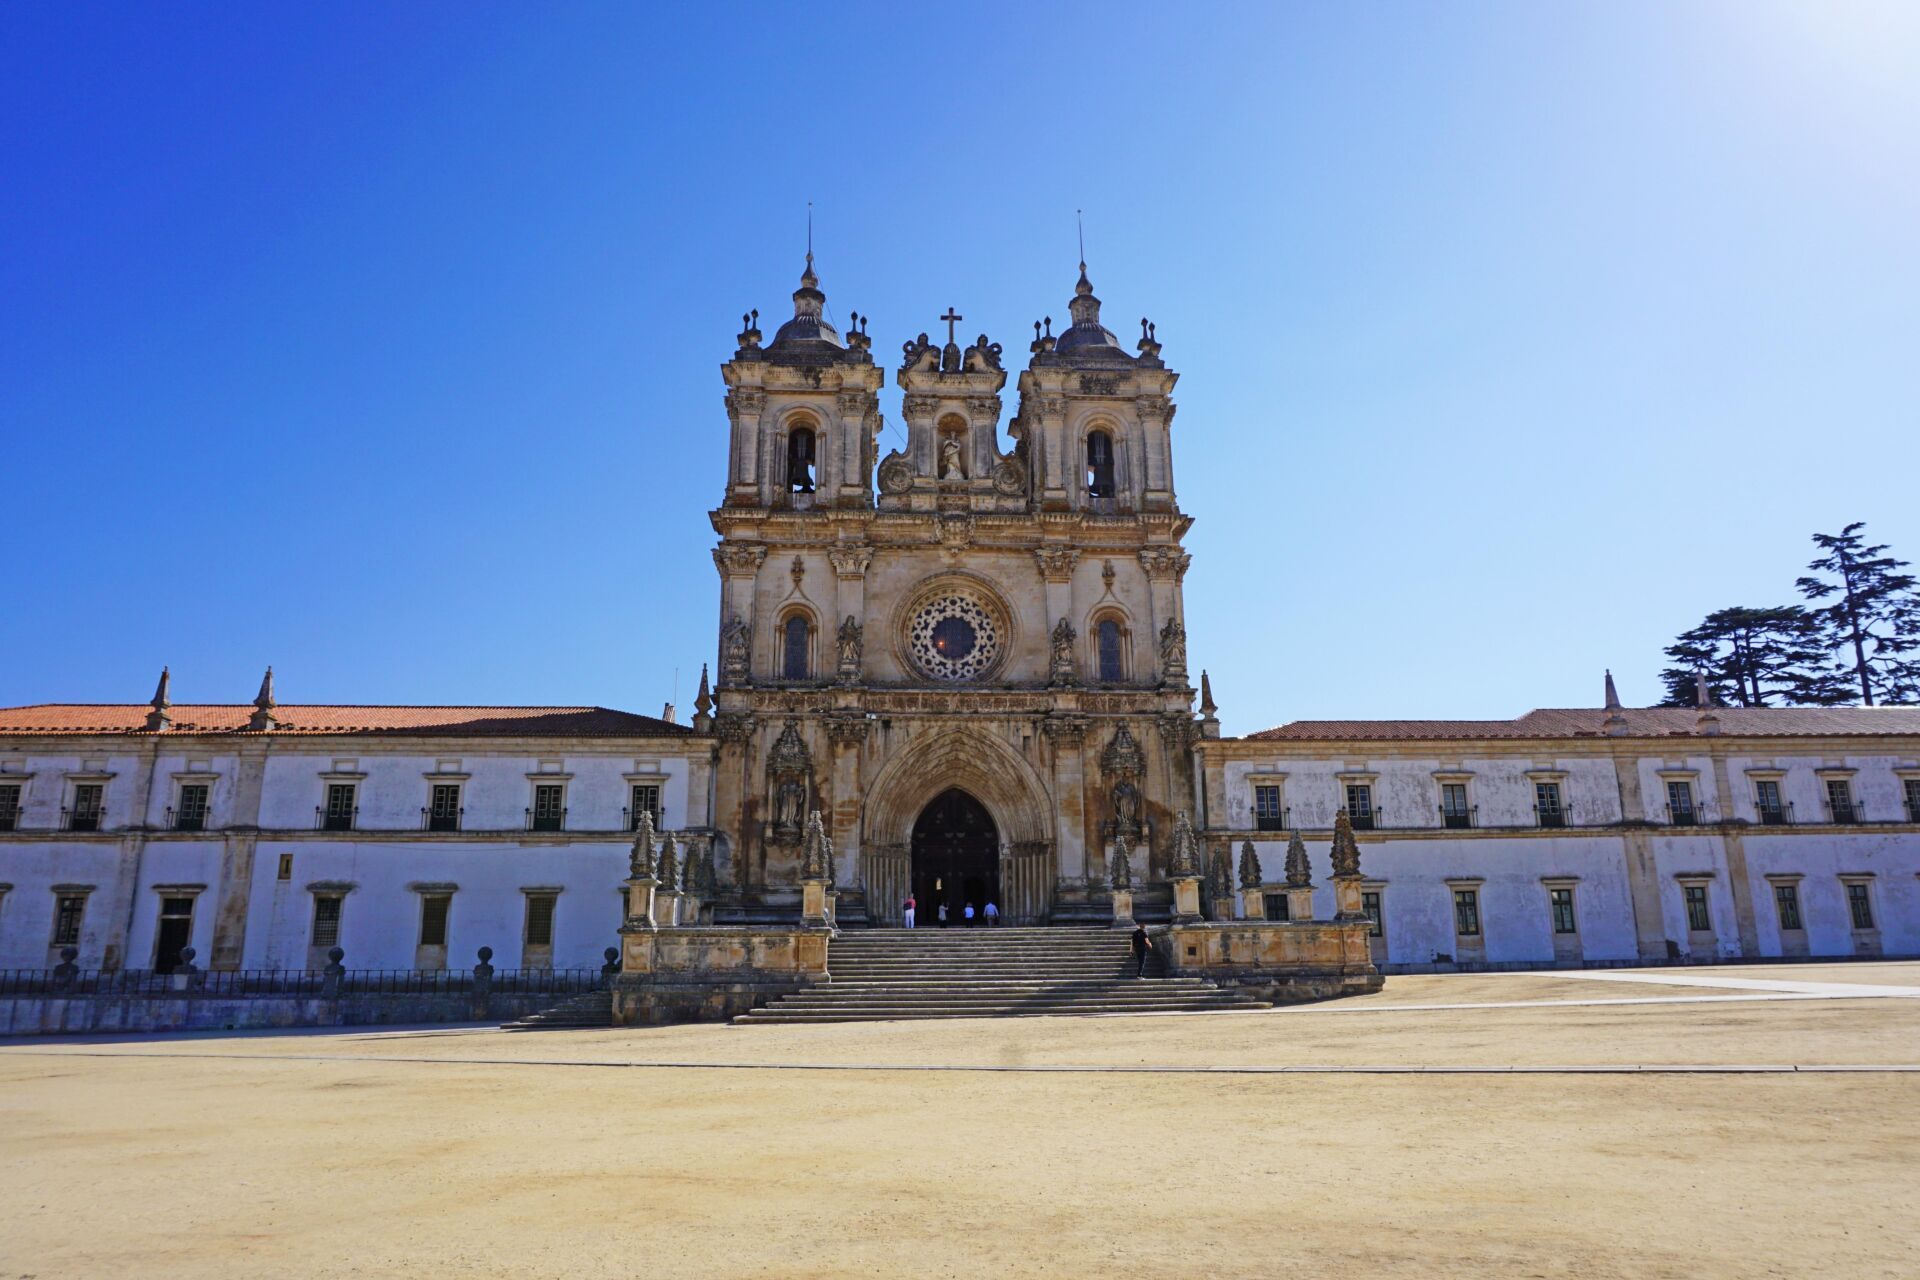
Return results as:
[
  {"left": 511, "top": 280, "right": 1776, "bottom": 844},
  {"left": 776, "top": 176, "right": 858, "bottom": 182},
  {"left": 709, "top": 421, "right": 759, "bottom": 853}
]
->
[{"left": 907, "top": 593, "right": 1001, "bottom": 681}]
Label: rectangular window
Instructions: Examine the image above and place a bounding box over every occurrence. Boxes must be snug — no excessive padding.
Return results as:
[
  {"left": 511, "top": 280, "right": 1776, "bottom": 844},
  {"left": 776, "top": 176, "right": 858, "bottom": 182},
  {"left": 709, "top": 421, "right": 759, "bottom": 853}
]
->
[
  {"left": 1773, "top": 883, "right": 1802, "bottom": 931},
  {"left": 1549, "top": 887, "right": 1576, "bottom": 934},
  {"left": 68, "top": 783, "right": 104, "bottom": 831},
  {"left": 531, "top": 784, "right": 565, "bottom": 832},
  {"left": 1826, "top": 779, "right": 1858, "bottom": 824},
  {"left": 419, "top": 894, "right": 452, "bottom": 947},
  {"left": 277, "top": 853, "right": 293, "bottom": 881},
  {"left": 311, "top": 895, "right": 343, "bottom": 948},
  {"left": 629, "top": 784, "right": 661, "bottom": 831},
  {"left": 1361, "top": 890, "right": 1383, "bottom": 938},
  {"left": 1096, "top": 620, "right": 1124, "bottom": 682},
  {"left": 1452, "top": 888, "right": 1481, "bottom": 937},
  {"left": 174, "top": 783, "right": 210, "bottom": 831},
  {"left": 1253, "top": 784, "right": 1284, "bottom": 831},
  {"left": 154, "top": 895, "right": 195, "bottom": 972},
  {"left": 0, "top": 782, "right": 21, "bottom": 831},
  {"left": 1666, "top": 780, "right": 1696, "bottom": 826},
  {"left": 1263, "top": 892, "right": 1289, "bottom": 922},
  {"left": 1345, "top": 784, "right": 1375, "bottom": 830},
  {"left": 1534, "top": 781, "right": 1566, "bottom": 828},
  {"left": 1846, "top": 882, "right": 1874, "bottom": 931},
  {"left": 428, "top": 783, "right": 461, "bottom": 832},
  {"left": 322, "top": 783, "right": 356, "bottom": 831},
  {"left": 1683, "top": 884, "right": 1711, "bottom": 933},
  {"left": 52, "top": 894, "right": 87, "bottom": 947},
  {"left": 1440, "top": 783, "right": 1472, "bottom": 829},
  {"left": 525, "top": 893, "right": 557, "bottom": 947},
  {"left": 1755, "top": 780, "right": 1786, "bottom": 825},
  {"left": 1905, "top": 778, "right": 1920, "bottom": 824}
]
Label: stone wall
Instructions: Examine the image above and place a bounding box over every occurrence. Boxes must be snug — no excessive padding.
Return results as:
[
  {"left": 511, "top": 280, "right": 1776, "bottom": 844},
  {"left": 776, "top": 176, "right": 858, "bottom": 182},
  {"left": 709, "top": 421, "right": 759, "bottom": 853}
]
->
[{"left": 0, "top": 989, "right": 567, "bottom": 1037}]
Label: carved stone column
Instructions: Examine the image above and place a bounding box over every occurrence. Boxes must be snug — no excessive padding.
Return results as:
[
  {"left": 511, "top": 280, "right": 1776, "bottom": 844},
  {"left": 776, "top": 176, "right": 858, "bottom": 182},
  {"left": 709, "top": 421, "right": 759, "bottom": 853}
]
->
[
  {"left": 1042, "top": 714, "right": 1090, "bottom": 891},
  {"left": 826, "top": 714, "right": 870, "bottom": 897},
  {"left": 1035, "top": 547, "right": 1079, "bottom": 686},
  {"left": 713, "top": 713, "right": 755, "bottom": 892},
  {"left": 712, "top": 543, "right": 767, "bottom": 682}
]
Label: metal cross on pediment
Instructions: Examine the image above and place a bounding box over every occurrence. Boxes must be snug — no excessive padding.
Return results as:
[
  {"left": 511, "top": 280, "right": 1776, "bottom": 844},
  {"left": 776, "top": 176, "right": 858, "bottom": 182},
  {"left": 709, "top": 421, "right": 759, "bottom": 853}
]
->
[{"left": 940, "top": 307, "right": 963, "bottom": 345}]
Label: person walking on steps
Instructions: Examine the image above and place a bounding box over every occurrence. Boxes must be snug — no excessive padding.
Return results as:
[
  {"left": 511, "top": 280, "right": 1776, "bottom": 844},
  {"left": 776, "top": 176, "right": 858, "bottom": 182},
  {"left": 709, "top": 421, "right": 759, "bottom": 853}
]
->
[
  {"left": 903, "top": 894, "right": 916, "bottom": 929},
  {"left": 1131, "top": 923, "right": 1151, "bottom": 978},
  {"left": 984, "top": 900, "right": 999, "bottom": 927},
  {"left": 964, "top": 902, "right": 976, "bottom": 927}
]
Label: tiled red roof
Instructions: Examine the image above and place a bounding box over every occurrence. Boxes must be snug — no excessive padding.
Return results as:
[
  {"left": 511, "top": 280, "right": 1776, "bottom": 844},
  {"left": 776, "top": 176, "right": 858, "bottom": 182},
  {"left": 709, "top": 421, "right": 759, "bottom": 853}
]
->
[
  {"left": 1246, "top": 706, "right": 1920, "bottom": 742},
  {"left": 0, "top": 704, "right": 689, "bottom": 737}
]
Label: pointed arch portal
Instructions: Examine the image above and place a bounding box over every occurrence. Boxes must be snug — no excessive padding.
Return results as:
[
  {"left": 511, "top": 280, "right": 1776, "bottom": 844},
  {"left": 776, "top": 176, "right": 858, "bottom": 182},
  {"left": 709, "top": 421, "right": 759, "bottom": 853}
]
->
[{"left": 912, "top": 789, "right": 998, "bottom": 926}]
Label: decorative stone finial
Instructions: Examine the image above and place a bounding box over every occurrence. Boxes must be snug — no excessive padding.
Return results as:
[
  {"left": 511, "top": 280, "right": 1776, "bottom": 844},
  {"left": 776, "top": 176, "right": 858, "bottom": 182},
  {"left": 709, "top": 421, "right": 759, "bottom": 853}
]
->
[
  {"left": 692, "top": 664, "right": 713, "bottom": 732},
  {"left": 1198, "top": 671, "right": 1217, "bottom": 718},
  {"left": 1110, "top": 830, "right": 1132, "bottom": 890},
  {"left": 1285, "top": 829, "right": 1313, "bottom": 888},
  {"left": 629, "top": 809, "right": 657, "bottom": 880},
  {"left": 145, "top": 666, "right": 173, "bottom": 732},
  {"left": 801, "top": 809, "right": 830, "bottom": 881},
  {"left": 248, "top": 666, "right": 278, "bottom": 731},
  {"left": 1602, "top": 668, "right": 1629, "bottom": 736},
  {"left": 1208, "top": 840, "right": 1234, "bottom": 899},
  {"left": 1329, "top": 811, "right": 1362, "bottom": 879},
  {"left": 656, "top": 827, "right": 678, "bottom": 888},
  {"left": 1167, "top": 810, "right": 1202, "bottom": 878},
  {"left": 1238, "top": 839, "right": 1262, "bottom": 891},
  {"left": 1694, "top": 670, "right": 1711, "bottom": 709},
  {"left": 1604, "top": 669, "right": 1622, "bottom": 710}
]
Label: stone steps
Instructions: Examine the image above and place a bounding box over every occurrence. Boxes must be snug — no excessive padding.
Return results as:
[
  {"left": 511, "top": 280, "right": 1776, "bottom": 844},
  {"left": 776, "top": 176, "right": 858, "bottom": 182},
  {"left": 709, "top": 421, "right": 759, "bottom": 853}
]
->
[{"left": 500, "top": 988, "right": 613, "bottom": 1031}]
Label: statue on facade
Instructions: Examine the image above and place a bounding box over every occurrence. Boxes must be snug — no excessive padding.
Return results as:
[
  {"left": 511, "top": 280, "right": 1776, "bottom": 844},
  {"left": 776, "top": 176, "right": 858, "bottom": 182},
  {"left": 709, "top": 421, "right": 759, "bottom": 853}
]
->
[
  {"left": 1158, "top": 616, "right": 1188, "bottom": 681},
  {"left": 801, "top": 810, "right": 831, "bottom": 881},
  {"left": 1109, "top": 830, "right": 1133, "bottom": 890},
  {"left": 1329, "top": 811, "right": 1362, "bottom": 878},
  {"left": 1049, "top": 617, "right": 1077, "bottom": 686},
  {"left": 836, "top": 615, "right": 863, "bottom": 678},
  {"left": 720, "top": 617, "right": 752, "bottom": 682},
  {"left": 1110, "top": 779, "right": 1140, "bottom": 839},
  {"left": 774, "top": 775, "right": 806, "bottom": 839},
  {"left": 939, "top": 435, "right": 966, "bottom": 479}
]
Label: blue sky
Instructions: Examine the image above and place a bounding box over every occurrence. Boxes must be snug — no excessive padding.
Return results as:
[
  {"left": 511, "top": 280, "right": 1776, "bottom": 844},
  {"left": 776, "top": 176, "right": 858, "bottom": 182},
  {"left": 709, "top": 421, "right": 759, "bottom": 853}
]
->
[{"left": 3, "top": 3, "right": 1916, "bottom": 731}]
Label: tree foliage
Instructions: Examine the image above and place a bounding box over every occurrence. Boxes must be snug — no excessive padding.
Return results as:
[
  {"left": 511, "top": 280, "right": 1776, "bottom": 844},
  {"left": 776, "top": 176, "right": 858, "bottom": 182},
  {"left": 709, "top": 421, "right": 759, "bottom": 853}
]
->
[{"left": 1657, "top": 606, "right": 1828, "bottom": 707}]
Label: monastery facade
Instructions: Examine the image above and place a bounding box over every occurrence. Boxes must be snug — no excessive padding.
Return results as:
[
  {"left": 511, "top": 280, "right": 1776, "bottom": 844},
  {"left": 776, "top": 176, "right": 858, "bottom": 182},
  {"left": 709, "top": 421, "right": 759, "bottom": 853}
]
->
[{"left": 3, "top": 261, "right": 1918, "bottom": 975}]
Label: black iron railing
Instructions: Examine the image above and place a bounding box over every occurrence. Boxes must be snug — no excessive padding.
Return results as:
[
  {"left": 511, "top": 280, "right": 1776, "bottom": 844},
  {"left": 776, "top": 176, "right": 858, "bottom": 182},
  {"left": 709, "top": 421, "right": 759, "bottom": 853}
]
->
[
  {"left": 1254, "top": 805, "right": 1289, "bottom": 832},
  {"left": 526, "top": 806, "right": 568, "bottom": 832},
  {"left": 1439, "top": 805, "right": 1477, "bottom": 830},
  {"left": 422, "top": 806, "right": 465, "bottom": 832},
  {"left": 1756, "top": 801, "right": 1794, "bottom": 826},
  {"left": 1534, "top": 805, "right": 1569, "bottom": 829},
  {"left": 315, "top": 805, "right": 358, "bottom": 832},
  {"left": 1826, "top": 799, "right": 1863, "bottom": 825},
  {"left": 0, "top": 966, "right": 606, "bottom": 998},
  {"left": 62, "top": 805, "right": 104, "bottom": 832}
]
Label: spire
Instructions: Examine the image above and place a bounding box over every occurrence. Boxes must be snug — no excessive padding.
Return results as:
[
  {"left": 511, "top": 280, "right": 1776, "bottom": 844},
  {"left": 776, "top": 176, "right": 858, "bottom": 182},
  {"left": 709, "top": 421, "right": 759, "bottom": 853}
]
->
[
  {"left": 764, "top": 247, "right": 843, "bottom": 352},
  {"left": 1604, "top": 669, "right": 1621, "bottom": 710},
  {"left": 629, "top": 808, "right": 657, "bottom": 880},
  {"left": 1284, "top": 829, "right": 1312, "bottom": 888},
  {"left": 1329, "top": 811, "right": 1362, "bottom": 878},
  {"left": 248, "top": 666, "right": 278, "bottom": 732},
  {"left": 692, "top": 663, "right": 713, "bottom": 733},
  {"left": 1602, "top": 668, "right": 1628, "bottom": 737},
  {"left": 1167, "top": 810, "right": 1202, "bottom": 878},
  {"left": 144, "top": 666, "right": 172, "bottom": 732},
  {"left": 1694, "top": 670, "right": 1711, "bottom": 709},
  {"left": 1198, "top": 670, "right": 1217, "bottom": 717},
  {"left": 1238, "top": 839, "right": 1262, "bottom": 891},
  {"left": 656, "top": 827, "right": 678, "bottom": 890}
]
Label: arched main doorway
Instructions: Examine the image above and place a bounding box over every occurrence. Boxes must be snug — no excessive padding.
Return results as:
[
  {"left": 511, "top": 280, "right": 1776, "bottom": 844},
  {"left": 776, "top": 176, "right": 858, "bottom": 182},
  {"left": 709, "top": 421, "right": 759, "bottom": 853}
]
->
[{"left": 911, "top": 789, "right": 999, "bottom": 926}]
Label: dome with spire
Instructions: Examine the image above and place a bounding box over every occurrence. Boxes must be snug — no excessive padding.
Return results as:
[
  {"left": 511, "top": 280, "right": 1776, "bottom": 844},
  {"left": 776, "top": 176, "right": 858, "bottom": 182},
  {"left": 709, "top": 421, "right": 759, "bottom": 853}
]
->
[
  {"left": 767, "top": 253, "right": 846, "bottom": 354},
  {"left": 1044, "top": 262, "right": 1134, "bottom": 365}
]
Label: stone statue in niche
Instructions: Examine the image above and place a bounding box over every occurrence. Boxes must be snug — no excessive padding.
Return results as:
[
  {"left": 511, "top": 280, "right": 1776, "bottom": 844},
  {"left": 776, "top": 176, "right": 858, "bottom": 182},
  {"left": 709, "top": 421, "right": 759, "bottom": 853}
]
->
[
  {"left": 1049, "top": 618, "right": 1077, "bottom": 686},
  {"left": 1158, "top": 616, "right": 1188, "bottom": 681},
  {"left": 836, "top": 615, "right": 863, "bottom": 677},
  {"left": 939, "top": 435, "right": 966, "bottom": 479},
  {"left": 720, "top": 617, "right": 751, "bottom": 682},
  {"left": 1110, "top": 778, "right": 1141, "bottom": 839},
  {"left": 774, "top": 774, "right": 807, "bottom": 838}
]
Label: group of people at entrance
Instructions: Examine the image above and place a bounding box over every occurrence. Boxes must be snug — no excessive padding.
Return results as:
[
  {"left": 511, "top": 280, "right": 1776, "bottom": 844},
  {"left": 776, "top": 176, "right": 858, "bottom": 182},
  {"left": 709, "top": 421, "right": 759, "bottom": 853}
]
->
[{"left": 901, "top": 896, "right": 997, "bottom": 928}]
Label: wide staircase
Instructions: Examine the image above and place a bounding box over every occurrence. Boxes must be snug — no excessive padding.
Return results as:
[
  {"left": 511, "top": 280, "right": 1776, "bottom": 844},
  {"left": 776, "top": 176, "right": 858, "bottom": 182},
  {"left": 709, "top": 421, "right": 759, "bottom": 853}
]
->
[
  {"left": 735, "top": 926, "right": 1270, "bottom": 1024},
  {"left": 502, "top": 988, "right": 613, "bottom": 1031}
]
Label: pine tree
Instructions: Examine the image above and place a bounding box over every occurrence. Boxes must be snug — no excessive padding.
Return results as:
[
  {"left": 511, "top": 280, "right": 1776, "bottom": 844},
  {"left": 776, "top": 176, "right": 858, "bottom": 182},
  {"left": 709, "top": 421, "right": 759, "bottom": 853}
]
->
[
  {"left": 1795, "top": 522, "right": 1920, "bottom": 706},
  {"left": 1657, "top": 606, "right": 1830, "bottom": 707}
]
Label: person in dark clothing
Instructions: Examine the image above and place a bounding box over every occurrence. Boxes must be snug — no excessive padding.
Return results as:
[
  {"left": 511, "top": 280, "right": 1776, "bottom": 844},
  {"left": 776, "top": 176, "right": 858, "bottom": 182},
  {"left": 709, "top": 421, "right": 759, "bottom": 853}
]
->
[{"left": 1130, "top": 924, "right": 1151, "bottom": 977}]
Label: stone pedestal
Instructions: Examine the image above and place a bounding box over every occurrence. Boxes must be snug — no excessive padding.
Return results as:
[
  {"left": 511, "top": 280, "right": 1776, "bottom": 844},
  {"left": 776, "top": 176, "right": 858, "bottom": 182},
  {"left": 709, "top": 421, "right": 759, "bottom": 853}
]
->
[
  {"left": 800, "top": 879, "right": 829, "bottom": 927},
  {"left": 680, "top": 891, "right": 705, "bottom": 926},
  {"left": 1209, "top": 891, "right": 1236, "bottom": 922},
  {"left": 624, "top": 876, "right": 660, "bottom": 929},
  {"left": 1287, "top": 885, "right": 1315, "bottom": 923},
  {"left": 656, "top": 889, "right": 683, "bottom": 928},
  {"left": 1170, "top": 876, "right": 1202, "bottom": 924},
  {"left": 1110, "top": 888, "right": 1134, "bottom": 927},
  {"left": 1241, "top": 887, "right": 1266, "bottom": 921},
  {"left": 1332, "top": 874, "right": 1365, "bottom": 922}
]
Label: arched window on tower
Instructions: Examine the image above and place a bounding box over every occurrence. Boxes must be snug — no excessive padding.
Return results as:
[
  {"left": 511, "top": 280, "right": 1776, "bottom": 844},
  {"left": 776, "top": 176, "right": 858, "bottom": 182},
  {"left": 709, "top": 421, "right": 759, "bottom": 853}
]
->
[
  {"left": 1086, "top": 430, "right": 1115, "bottom": 499},
  {"left": 783, "top": 614, "right": 812, "bottom": 680},
  {"left": 1096, "top": 618, "right": 1125, "bottom": 682},
  {"left": 788, "top": 428, "right": 817, "bottom": 494}
]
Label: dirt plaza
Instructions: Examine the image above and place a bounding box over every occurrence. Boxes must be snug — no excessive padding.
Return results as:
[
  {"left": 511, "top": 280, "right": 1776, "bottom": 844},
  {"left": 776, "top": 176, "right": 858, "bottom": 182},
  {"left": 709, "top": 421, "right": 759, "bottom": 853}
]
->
[{"left": 2, "top": 963, "right": 1917, "bottom": 1279}]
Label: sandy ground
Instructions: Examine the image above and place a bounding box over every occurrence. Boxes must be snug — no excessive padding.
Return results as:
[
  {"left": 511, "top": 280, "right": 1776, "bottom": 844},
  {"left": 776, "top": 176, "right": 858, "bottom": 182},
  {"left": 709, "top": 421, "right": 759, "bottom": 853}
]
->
[{"left": 2, "top": 963, "right": 1917, "bottom": 1279}]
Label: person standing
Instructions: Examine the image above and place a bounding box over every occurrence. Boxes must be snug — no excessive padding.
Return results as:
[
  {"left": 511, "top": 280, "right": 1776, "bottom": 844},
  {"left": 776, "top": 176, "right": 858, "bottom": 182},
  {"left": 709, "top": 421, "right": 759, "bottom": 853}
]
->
[
  {"left": 1131, "top": 923, "right": 1151, "bottom": 978},
  {"left": 938, "top": 902, "right": 948, "bottom": 928},
  {"left": 984, "top": 900, "right": 999, "bottom": 927},
  {"left": 903, "top": 894, "right": 916, "bottom": 929},
  {"left": 963, "top": 902, "right": 976, "bottom": 927}
]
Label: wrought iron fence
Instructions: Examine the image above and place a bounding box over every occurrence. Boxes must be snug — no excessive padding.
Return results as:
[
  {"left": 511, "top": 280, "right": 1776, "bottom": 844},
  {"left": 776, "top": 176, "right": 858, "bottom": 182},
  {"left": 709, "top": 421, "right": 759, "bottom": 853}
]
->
[{"left": 0, "top": 966, "right": 607, "bottom": 998}]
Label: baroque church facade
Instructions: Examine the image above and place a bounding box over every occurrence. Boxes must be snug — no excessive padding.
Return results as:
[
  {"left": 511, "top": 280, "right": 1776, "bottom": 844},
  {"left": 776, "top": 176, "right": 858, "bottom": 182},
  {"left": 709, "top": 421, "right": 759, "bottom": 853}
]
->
[{"left": 1, "top": 260, "right": 1918, "bottom": 975}]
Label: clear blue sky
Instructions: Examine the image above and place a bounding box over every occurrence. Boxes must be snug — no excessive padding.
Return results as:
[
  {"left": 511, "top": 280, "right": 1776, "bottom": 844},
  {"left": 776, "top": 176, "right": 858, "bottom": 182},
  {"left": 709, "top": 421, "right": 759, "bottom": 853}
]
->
[{"left": 4, "top": 3, "right": 1916, "bottom": 732}]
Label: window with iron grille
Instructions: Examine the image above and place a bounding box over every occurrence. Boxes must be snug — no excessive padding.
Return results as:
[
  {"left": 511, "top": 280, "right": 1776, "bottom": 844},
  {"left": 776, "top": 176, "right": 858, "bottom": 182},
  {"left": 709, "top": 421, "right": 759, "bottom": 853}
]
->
[
  {"left": 1440, "top": 783, "right": 1471, "bottom": 828},
  {"left": 311, "top": 895, "right": 343, "bottom": 948},
  {"left": 1345, "top": 784, "right": 1374, "bottom": 828},
  {"left": 1263, "top": 893, "right": 1289, "bottom": 921},
  {"left": 531, "top": 784, "right": 565, "bottom": 832},
  {"left": 630, "top": 784, "right": 661, "bottom": 830},
  {"left": 1754, "top": 779, "right": 1785, "bottom": 824},
  {"left": 1534, "top": 781, "right": 1565, "bottom": 827},
  {"left": 1253, "top": 785, "right": 1284, "bottom": 831},
  {"left": 783, "top": 615, "right": 811, "bottom": 680},
  {"left": 419, "top": 894, "right": 452, "bottom": 947},
  {"left": 1826, "top": 779, "right": 1856, "bottom": 822},
  {"left": 69, "top": 783, "right": 104, "bottom": 831},
  {"left": 1666, "top": 780, "right": 1695, "bottom": 824},
  {"left": 1846, "top": 882, "right": 1874, "bottom": 931},
  {"left": 428, "top": 783, "right": 461, "bottom": 832},
  {"left": 1683, "top": 884, "right": 1711, "bottom": 933},
  {"left": 1361, "top": 890, "right": 1383, "bottom": 938},
  {"left": 323, "top": 783, "right": 356, "bottom": 831},
  {"left": 52, "top": 894, "right": 87, "bottom": 947},
  {"left": 1549, "top": 887, "right": 1577, "bottom": 934},
  {"left": 525, "top": 894, "right": 557, "bottom": 947},
  {"left": 1906, "top": 778, "right": 1920, "bottom": 822},
  {"left": 1452, "top": 888, "right": 1480, "bottom": 937},
  {"left": 0, "top": 783, "right": 21, "bottom": 831},
  {"left": 175, "top": 783, "right": 209, "bottom": 831},
  {"left": 1773, "top": 883, "right": 1802, "bottom": 931}
]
